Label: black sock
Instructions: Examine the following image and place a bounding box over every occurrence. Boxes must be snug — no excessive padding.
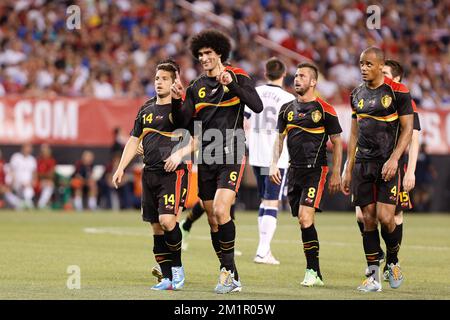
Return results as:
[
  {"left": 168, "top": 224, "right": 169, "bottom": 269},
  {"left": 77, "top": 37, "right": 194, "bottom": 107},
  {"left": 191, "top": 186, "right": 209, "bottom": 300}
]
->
[
  {"left": 301, "top": 224, "right": 322, "bottom": 279},
  {"left": 230, "top": 204, "right": 236, "bottom": 220},
  {"left": 381, "top": 225, "right": 401, "bottom": 265},
  {"left": 218, "top": 220, "right": 236, "bottom": 274},
  {"left": 397, "top": 223, "right": 403, "bottom": 246},
  {"left": 153, "top": 234, "right": 172, "bottom": 279},
  {"left": 211, "top": 231, "right": 223, "bottom": 269},
  {"left": 357, "top": 221, "right": 364, "bottom": 235},
  {"left": 164, "top": 223, "right": 182, "bottom": 267},
  {"left": 183, "top": 202, "right": 205, "bottom": 232},
  {"left": 363, "top": 230, "right": 381, "bottom": 266}
]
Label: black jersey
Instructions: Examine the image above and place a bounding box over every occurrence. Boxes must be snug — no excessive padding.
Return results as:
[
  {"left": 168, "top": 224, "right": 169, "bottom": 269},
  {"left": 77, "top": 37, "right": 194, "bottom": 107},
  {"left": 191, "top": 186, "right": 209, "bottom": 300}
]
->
[
  {"left": 277, "top": 97, "right": 342, "bottom": 168},
  {"left": 172, "top": 66, "right": 263, "bottom": 162},
  {"left": 350, "top": 76, "right": 414, "bottom": 162},
  {"left": 130, "top": 98, "right": 184, "bottom": 171}
]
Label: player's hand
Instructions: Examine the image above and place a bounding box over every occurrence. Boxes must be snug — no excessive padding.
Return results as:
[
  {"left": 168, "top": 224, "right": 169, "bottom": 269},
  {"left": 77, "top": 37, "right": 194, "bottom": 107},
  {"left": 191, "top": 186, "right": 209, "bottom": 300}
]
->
[
  {"left": 136, "top": 141, "right": 144, "bottom": 156},
  {"left": 341, "top": 171, "right": 352, "bottom": 195},
  {"left": 171, "top": 71, "right": 184, "bottom": 99},
  {"left": 328, "top": 172, "right": 341, "bottom": 195},
  {"left": 403, "top": 171, "right": 415, "bottom": 192},
  {"left": 112, "top": 168, "right": 124, "bottom": 189},
  {"left": 217, "top": 67, "right": 233, "bottom": 85},
  {"left": 382, "top": 158, "right": 398, "bottom": 181},
  {"left": 269, "top": 164, "right": 282, "bottom": 185},
  {"left": 164, "top": 150, "right": 182, "bottom": 172}
]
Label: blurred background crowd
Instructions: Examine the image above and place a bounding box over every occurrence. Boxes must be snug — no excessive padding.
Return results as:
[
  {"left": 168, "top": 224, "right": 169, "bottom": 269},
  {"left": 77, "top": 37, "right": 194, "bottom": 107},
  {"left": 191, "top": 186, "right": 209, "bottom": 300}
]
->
[{"left": 0, "top": 0, "right": 448, "bottom": 108}]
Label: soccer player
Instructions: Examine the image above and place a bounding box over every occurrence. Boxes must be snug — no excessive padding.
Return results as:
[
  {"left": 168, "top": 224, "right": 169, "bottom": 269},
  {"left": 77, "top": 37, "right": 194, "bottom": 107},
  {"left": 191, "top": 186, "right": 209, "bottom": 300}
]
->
[
  {"left": 246, "top": 57, "right": 295, "bottom": 265},
  {"left": 112, "top": 59, "right": 193, "bottom": 291},
  {"left": 9, "top": 143, "right": 37, "bottom": 209},
  {"left": 354, "top": 59, "right": 421, "bottom": 281},
  {"left": 171, "top": 29, "right": 263, "bottom": 294},
  {"left": 36, "top": 144, "right": 56, "bottom": 209},
  {"left": 342, "top": 47, "right": 414, "bottom": 292},
  {"left": 270, "top": 63, "right": 343, "bottom": 287}
]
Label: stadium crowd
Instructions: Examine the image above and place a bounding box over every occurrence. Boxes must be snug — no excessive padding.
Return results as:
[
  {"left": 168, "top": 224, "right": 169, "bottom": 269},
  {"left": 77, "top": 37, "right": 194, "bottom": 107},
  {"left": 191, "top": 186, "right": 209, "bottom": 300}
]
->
[{"left": 0, "top": 0, "right": 448, "bottom": 108}]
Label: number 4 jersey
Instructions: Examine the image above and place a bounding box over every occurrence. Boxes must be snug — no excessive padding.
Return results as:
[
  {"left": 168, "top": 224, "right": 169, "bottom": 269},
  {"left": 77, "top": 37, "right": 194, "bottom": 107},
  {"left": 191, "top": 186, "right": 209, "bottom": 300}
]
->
[{"left": 245, "top": 84, "right": 295, "bottom": 169}]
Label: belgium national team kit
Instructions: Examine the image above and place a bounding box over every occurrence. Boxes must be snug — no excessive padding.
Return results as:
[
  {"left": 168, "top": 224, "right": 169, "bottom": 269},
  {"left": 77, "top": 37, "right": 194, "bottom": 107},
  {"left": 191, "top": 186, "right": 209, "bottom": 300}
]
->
[
  {"left": 173, "top": 66, "right": 263, "bottom": 200},
  {"left": 350, "top": 76, "right": 414, "bottom": 207},
  {"left": 277, "top": 97, "right": 342, "bottom": 215},
  {"left": 396, "top": 99, "right": 421, "bottom": 212},
  {"left": 131, "top": 97, "right": 188, "bottom": 223}
]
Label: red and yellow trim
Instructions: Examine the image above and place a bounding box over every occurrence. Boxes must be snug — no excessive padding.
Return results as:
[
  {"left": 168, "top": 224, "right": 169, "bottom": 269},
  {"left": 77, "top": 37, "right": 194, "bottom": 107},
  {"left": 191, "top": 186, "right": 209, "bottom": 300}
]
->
[
  {"left": 195, "top": 96, "right": 240, "bottom": 113},
  {"left": 357, "top": 113, "right": 399, "bottom": 122},
  {"left": 314, "top": 166, "right": 328, "bottom": 208},
  {"left": 139, "top": 128, "right": 182, "bottom": 140},
  {"left": 174, "top": 169, "right": 185, "bottom": 214},
  {"left": 235, "top": 155, "right": 246, "bottom": 193},
  {"left": 285, "top": 124, "right": 325, "bottom": 134}
]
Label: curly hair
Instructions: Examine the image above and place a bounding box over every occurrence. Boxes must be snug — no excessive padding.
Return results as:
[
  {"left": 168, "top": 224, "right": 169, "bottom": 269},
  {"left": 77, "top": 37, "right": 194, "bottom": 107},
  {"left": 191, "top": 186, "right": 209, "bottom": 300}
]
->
[
  {"left": 156, "top": 58, "right": 180, "bottom": 81},
  {"left": 189, "top": 29, "right": 231, "bottom": 62}
]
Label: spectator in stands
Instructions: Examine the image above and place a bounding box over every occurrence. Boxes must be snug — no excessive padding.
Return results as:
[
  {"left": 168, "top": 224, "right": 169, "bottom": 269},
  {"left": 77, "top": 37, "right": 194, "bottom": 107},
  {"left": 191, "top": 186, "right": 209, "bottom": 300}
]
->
[
  {"left": 0, "top": 149, "right": 22, "bottom": 209},
  {"left": 110, "top": 127, "right": 127, "bottom": 156},
  {"left": 36, "top": 143, "right": 56, "bottom": 209},
  {"left": 71, "top": 150, "right": 97, "bottom": 211},
  {"left": 413, "top": 143, "right": 437, "bottom": 212},
  {"left": 0, "top": 1, "right": 447, "bottom": 108},
  {"left": 8, "top": 143, "right": 37, "bottom": 209}
]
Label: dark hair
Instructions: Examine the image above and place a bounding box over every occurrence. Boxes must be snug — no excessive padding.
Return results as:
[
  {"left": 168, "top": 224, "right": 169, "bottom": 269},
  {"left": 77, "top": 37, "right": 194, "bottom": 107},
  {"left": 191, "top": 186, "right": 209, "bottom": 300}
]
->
[
  {"left": 297, "top": 62, "right": 319, "bottom": 80},
  {"left": 265, "top": 57, "right": 286, "bottom": 81},
  {"left": 384, "top": 59, "right": 404, "bottom": 82},
  {"left": 156, "top": 59, "right": 180, "bottom": 81},
  {"left": 361, "top": 46, "right": 385, "bottom": 63},
  {"left": 189, "top": 29, "right": 231, "bottom": 62}
]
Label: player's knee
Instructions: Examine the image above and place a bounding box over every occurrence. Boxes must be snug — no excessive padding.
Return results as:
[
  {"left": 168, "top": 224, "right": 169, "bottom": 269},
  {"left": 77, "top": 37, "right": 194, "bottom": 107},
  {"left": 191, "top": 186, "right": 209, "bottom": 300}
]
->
[
  {"left": 355, "top": 207, "right": 364, "bottom": 222},
  {"left": 158, "top": 215, "right": 176, "bottom": 231},
  {"left": 394, "top": 212, "right": 403, "bottom": 225},
  {"left": 298, "top": 214, "right": 313, "bottom": 228}
]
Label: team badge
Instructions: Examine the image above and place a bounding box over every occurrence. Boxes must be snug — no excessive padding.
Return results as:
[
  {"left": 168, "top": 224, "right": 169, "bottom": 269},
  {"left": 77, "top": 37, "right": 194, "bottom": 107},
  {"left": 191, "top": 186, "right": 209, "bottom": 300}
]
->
[
  {"left": 381, "top": 95, "right": 392, "bottom": 108},
  {"left": 311, "top": 110, "right": 322, "bottom": 123}
]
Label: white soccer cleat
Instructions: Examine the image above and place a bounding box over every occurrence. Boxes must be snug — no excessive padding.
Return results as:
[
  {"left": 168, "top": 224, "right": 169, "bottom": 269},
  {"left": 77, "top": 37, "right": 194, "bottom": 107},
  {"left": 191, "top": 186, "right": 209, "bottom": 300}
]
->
[{"left": 253, "top": 251, "right": 280, "bottom": 265}]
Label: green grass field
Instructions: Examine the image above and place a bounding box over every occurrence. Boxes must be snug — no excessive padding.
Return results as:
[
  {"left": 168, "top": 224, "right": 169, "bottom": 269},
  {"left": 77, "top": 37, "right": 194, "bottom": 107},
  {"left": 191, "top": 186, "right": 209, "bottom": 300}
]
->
[{"left": 0, "top": 210, "right": 449, "bottom": 300}]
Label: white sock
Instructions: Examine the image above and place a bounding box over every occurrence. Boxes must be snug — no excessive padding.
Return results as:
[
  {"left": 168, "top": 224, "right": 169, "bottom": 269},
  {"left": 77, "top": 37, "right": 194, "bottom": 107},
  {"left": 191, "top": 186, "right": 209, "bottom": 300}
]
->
[
  {"left": 38, "top": 185, "right": 54, "bottom": 208},
  {"left": 4, "top": 191, "right": 21, "bottom": 209},
  {"left": 257, "top": 203, "right": 265, "bottom": 230},
  {"left": 74, "top": 196, "right": 83, "bottom": 211},
  {"left": 88, "top": 196, "right": 97, "bottom": 210},
  {"left": 23, "top": 186, "right": 34, "bottom": 208},
  {"left": 256, "top": 208, "right": 278, "bottom": 257}
]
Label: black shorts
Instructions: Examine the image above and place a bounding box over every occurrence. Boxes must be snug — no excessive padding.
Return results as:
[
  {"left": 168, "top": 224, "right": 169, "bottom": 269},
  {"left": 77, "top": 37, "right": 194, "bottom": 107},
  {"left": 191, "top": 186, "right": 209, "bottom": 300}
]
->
[
  {"left": 396, "top": 162, "right": 412, "bottom": 213},
  {"left": 141, "top": 168, "right": 188, "bottom": 223},
  {"left": 352, "top": 161, "right": 401, "bottom": 207},
  {"left": 197, "top": 156, "right": 246, "bottom": 201},
  {"left": 287, "top": 166, "right": 328, "bottom": 217}
]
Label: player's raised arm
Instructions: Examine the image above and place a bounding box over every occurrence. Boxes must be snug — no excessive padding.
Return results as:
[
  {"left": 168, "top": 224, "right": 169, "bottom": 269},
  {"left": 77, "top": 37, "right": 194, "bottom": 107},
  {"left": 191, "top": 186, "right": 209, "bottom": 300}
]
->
[
  {"left": 172, "top": 84, "right": 195, "bottom": 128},
  {"left": 221, "top": 69, "right": 263, "bottom": 113}
]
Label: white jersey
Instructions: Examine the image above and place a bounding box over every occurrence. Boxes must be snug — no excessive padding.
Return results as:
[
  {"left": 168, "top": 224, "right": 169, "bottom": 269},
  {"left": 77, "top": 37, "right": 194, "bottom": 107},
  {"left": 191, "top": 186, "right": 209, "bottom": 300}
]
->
[
  {"left": 246, "top": 84, "right": 295, "bottom": 169},
  {"left": 9, "top": 152, "right": 36, "bottom": 187}
]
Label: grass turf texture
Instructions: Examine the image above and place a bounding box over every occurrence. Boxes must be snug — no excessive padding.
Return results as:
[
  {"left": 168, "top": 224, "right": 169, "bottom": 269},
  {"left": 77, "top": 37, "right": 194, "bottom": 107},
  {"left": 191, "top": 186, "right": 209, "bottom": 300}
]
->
[{"left": 0, "top": 210, "right": 449, "bottom": 300}]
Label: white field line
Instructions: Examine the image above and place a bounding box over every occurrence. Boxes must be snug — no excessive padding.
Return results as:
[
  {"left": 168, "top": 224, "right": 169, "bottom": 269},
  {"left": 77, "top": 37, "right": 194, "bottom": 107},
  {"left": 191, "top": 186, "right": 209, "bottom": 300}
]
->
[{"left": 83, "top": 227, "right": 450, "bottom": 251}]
